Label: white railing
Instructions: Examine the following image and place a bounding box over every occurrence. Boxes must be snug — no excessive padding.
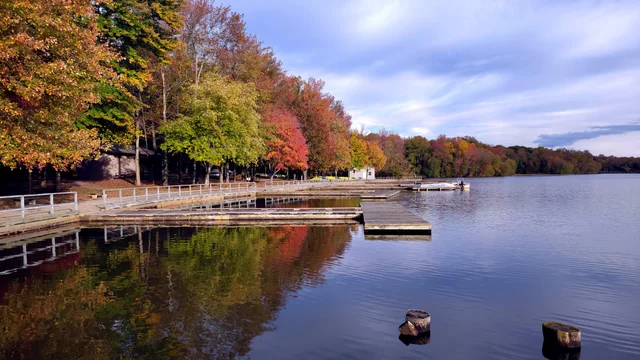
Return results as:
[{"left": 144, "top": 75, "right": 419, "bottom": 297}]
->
[
  {"left": 261, "top": 179, "right": 338, "bottom": 191},
  {"left": 102, "top": 182, "right": 257, "bottom": 209},
  {"left": 0, "top": 192, "right": 78, "bottom": 220},
  {"left": 375, "top": 176, "right": 423, "bottom": 180}
]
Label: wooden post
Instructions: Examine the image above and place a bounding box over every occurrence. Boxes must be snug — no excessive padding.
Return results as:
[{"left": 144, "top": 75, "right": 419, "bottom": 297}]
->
[
  {"left": 49, "top": 193, "right": 54, "bottom": 215},
  {"left": 74, "top": 192, "right": 78, "bottom": 211},
  {"left": 542, "top": 322, "right": 581, "bottom": 349},
  {"left": 20, "top": 196, "right": 25, "bottom": 218}
]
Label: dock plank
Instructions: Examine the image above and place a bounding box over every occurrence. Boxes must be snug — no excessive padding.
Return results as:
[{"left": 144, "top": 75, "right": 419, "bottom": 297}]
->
[
  {"left": 361, "top": 202, "right": 431, "bottom": 234},
  {"left": 360, "top": 190, "right": 401, "bottom": 200}
]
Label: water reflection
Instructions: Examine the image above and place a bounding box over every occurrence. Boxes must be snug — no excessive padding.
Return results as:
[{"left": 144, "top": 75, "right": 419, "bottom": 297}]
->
[
  {"left": 542, "top": 344, "right": 581, "bottom": 360},
  {"left": 0, "top": 225, "right": 353, "bottom": 359},
  {"left": 0, "top": 229, "right": 80, "bottom": 276},
  {"left": 398, "top": 332, "right": 431, "bottom": 346}
]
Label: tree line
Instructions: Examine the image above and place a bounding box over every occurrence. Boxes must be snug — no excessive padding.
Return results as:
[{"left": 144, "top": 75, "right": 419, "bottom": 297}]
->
[
  {"left": 1, "top": 0, "right": 637, "bottom": 192},
  {"left": 371, "top": 133, "right": 640, "bottom": 177}
]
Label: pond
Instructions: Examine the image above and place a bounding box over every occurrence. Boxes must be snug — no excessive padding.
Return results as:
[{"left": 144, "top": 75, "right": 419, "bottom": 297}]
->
[{"left": 1, "top": 174, "right": 639, "bottom": 359}]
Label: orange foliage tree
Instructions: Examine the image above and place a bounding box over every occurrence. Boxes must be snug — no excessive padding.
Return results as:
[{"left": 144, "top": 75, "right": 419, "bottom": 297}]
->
[
  {"left": 0, "top": 0, "right": 118, "bottom": 174},
  {"left": 262, "top": 106, "right": 308, "bottom": 180}
]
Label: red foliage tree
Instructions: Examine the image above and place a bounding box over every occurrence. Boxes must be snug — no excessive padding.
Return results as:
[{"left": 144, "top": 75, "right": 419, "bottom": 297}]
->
[{"left": 262, "top": 106, "right": 308, "bottom": 180}]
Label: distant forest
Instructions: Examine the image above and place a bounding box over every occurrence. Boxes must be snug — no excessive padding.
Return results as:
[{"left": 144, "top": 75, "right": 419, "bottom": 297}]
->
[{"left": 366, "top": 131, "right": 640, "bottom": 178}]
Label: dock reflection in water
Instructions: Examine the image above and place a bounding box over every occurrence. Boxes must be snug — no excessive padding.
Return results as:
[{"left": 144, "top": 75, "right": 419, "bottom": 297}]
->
[{"left": 0, "top": 225, "right": 354, "bottom": 359}]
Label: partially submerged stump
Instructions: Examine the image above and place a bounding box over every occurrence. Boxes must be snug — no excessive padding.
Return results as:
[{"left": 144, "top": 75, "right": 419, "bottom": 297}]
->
[
  {"left": 398, "top": 321, "right": 419, "bottom": 336},
  {"left": 406, "top": 309, "right": 430, "bottom": 333},
  {"left": 542, "top": 322, "right": 581, "bottom": 349}
]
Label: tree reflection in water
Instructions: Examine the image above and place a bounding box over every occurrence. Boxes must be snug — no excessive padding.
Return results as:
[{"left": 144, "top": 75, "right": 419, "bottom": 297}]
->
[{"left": 0, "top": 225, "right": 353, "bottom": 359}]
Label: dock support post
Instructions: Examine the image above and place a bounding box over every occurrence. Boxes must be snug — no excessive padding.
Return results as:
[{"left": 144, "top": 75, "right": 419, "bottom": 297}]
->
[{"left": 50, "top": 193, "right": 54, "bottom": 215}]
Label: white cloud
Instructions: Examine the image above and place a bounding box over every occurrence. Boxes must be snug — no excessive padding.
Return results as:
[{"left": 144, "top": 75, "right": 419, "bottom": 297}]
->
[
  {"left": 231, "top": 0, "right": 640, "bottom": 155},
  {"left": 571, "top": 131, "right": 640, "bottom": 157}
]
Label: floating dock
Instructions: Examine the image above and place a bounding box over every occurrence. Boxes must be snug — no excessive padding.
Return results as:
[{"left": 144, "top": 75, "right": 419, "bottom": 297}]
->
[
  {"left": 361, "top": 202, "right": 431, "bottom": 235},
  {"left": 82, "top": 207, "right": 362, "bottom": 226},
  {"left": 360, "top": 190, "right": 401, "bottom": 200}
]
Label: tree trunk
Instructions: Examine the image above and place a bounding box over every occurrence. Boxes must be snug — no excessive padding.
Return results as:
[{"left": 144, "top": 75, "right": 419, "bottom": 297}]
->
[
  {"left": 40, "top": 168, "right": 47, "bottom": 189},
  {"left": 303, "top": 169, "right": 308, "bottom": 180},
  {"left": 27, "top": 170, "right": 33, "bottom": 194},
  {"left": 192, "top": 160, "right": 197, "bottom": 184},
  {"left": 55, "top": 171, "right": 61, "bottom": 192},
  {"left": 135, "top": 120, "right": 141, "bottom": 186},
  {"left": 270, "top": 168, "right": 280, "bottom": 184},
  {"left": 151, "top": 125, "right": 157, "bottom": 150},
  {"left": 161, "top": 70, "right": 168, "bottom": 186},
  {"left": 219, "top": 165, "right": 223, "bottom": 184},
  {"left": 178, "top": 157, "right": 183, "bottom": 184},
  {"left": 204, "top": 163, "right": 211, "bottom": 186},
  {"left": 542, "top": 322, "right": 581, "bottom": 349},
  {"left": 226, "top": 163, "right": 230, "bottom": 183}
]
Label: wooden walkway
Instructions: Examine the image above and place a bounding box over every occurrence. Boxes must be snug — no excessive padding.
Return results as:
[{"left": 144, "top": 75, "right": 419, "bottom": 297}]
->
[
  {"left": 360, "top": 190, "right": 401, "bottom": 200},
  {"left": 83, "top": 207, "right": 362, "bottom": 226},
  {"left": 361, "top": 202, "right": 431, "bottom": 235}
]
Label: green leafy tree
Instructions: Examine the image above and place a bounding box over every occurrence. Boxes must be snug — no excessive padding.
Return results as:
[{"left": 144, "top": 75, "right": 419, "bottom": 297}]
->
[{"left": 160, "top": 73, "right": 264, "bottom": 185}]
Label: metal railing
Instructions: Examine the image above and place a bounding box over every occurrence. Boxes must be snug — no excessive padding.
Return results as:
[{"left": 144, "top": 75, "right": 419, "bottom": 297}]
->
[
  {"left": 102, "top": 182, "right": 258, "bottom": 209},
  {"left": 261, "top": 179, "right": 340, "bottom": 192},
  {"left": 375, "top": 176, "right": 423, "bottom": 180},
  {"left": 0, "top": 192, "right": 78, "bottom": 220}
]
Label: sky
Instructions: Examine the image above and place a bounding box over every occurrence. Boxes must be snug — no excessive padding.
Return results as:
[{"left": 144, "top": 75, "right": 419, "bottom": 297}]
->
[{"left": 225, "top": 0, "right": 640, "bottom": 156}]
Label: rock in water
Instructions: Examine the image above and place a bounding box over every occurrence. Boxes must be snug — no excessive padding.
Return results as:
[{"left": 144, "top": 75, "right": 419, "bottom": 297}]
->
[
  {"left": 398, "top": 321, "right": 419, "bottom": 336},
  {"left": 406, "top": 309, "right": 431, "bottom": 333},
  {"left": 542, "top": 322, "right": 581, "bottom": 349}
]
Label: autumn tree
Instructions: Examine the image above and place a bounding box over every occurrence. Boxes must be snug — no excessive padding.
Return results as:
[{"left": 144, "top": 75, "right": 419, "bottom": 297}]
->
[
  {"left": 294, "top": 78, "right": 338, "bottom": 174},
  {"left": 366, "top": 141, "right": 387, "bottom": 175},
  {"left": 262, "top": 106, "right": 308, "bottom": 181},
  {"left": 0, "top": 0, "right": 120, "bottom": 190},
  {"left": 350, "top": 133, "right": 368, "bottom": 170}
]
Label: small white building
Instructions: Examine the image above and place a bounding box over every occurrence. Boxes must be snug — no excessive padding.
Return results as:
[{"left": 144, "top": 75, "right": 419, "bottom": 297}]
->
[{"left": 349, "top": 167, "right": 375, "bottom": 179}]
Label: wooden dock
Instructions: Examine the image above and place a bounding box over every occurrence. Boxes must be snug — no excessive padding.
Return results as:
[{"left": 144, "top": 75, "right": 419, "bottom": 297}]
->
[
  {"left": 361, "top": 202, "right": 431, "bottom": 235},
  {"left": 360, "top": 190, "right": 401, "bottom": 200},
  {"left": 82, "top": 207, "right": 362, "bottom": 226}
]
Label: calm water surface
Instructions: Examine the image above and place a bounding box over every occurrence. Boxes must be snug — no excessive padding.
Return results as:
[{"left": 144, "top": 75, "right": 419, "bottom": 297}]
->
[{"left": 1, "top": 175, "right": 639, "bottom": 359}]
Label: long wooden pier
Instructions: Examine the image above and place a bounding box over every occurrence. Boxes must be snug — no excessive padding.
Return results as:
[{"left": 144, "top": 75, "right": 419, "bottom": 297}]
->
[
  {"left": 360, "top": 202, "right": 431, "bottom": 235},
  {"left": 83, "top": 207, "right": 362, "bottom": 226}
]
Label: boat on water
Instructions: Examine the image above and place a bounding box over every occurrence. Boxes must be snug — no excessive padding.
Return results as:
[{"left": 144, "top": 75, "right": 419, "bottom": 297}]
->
[
  {"left": 422, "top": 182, "right": 457, "bottom": 190},
  {"left": 409, "top": 178, "right": 470, "bottom": 191}
]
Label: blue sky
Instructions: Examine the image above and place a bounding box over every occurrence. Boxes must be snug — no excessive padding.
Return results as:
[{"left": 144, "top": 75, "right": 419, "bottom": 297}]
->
[{"left": 225, "top": 0, "right": 640, "bottom": 156}]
